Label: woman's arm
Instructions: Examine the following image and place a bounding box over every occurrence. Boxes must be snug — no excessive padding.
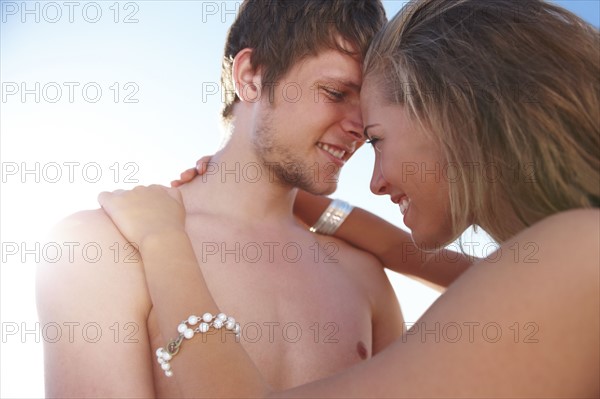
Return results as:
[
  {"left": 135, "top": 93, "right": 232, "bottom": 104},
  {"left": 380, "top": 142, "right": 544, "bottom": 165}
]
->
[
  {"left": 99, "top": 186, "right": 270, "bottom": 398},
  {"left": 140, "top": 231, "right": 270, "bottom": 397},
  {"left": 294, "top": 190, "right": 473, "bottom": 288},
  {"left": 100, "top": 188, "right": 600, "bottom": 398}
]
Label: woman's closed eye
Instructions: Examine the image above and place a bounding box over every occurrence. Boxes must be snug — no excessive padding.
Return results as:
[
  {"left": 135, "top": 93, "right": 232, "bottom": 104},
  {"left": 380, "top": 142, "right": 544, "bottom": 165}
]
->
[{"left": 364, "top": 128, "right": 383, "bottom": 152}]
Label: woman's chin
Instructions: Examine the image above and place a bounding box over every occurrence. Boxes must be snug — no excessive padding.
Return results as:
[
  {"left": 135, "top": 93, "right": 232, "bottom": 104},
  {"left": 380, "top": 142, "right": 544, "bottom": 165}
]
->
[{"left": 410, "top": 228, "right": 455, "bottom": 252}]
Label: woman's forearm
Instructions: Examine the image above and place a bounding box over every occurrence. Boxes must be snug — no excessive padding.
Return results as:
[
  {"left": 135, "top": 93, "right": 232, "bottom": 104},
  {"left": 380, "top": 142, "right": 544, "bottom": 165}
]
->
[
  {"left": 140, "top": 231, "right": 270, "bottom": 398},
  {"left": 294, "top": 190, "right": 473, "bottom": 287}
]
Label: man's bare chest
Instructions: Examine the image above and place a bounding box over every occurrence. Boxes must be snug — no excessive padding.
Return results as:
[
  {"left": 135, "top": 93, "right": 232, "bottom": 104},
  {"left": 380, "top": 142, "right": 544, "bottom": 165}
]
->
[{"left": 150, "top": 217, "right": 375, "bottom": 390}]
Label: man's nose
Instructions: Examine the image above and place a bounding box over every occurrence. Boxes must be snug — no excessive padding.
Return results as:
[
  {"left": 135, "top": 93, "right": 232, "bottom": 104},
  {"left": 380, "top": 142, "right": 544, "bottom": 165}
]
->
[{"left": 340, "top": 103, "right": 364, "bottom": 143}]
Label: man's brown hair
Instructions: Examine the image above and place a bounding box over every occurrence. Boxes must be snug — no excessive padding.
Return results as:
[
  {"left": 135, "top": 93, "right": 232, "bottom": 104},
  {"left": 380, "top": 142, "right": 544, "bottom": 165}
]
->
[{"left": 221, "top": 0, "right": 387, "bottom": 122}]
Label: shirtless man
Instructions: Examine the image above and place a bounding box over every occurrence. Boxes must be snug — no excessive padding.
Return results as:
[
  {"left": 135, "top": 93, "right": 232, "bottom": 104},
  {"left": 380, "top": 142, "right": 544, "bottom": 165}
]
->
[{"left": 36, "top": 1, "right": 404, "bottom": 397}]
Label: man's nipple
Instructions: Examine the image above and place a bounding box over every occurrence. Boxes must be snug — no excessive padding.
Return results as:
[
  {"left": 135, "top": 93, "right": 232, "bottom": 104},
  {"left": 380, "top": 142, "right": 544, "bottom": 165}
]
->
[{"left": 356, "top": 341, "right": 368, "bottom": 360}]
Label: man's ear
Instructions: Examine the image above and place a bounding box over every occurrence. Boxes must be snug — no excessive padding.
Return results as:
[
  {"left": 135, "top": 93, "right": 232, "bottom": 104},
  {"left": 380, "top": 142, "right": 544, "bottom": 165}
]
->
[{"left": 232, "top": 48, "right": 262, "bottom": 103}]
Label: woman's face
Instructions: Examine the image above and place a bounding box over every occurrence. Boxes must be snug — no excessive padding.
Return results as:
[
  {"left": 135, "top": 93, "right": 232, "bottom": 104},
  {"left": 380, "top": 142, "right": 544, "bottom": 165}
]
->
[{"left": 360, "top": 78, "right": 454, "bottom": 249}]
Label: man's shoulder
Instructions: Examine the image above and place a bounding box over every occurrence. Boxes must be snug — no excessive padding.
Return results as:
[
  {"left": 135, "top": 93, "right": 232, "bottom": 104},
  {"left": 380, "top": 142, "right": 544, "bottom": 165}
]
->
[
  {"left": 37, "top": 208, "right": 153, "bottom": 397},
  {"left": 37, "top": 208, "right": 148, "bottom": 318},
  {"left": 42, "top": 207, "right": 145, "bottom": 276},
  {"left": 314, "top": 233, "right": 394, "bottom": 293},
  {"left": 52, "top": 208, "right": 120, "bottom": 238},
  {"left": 315, "top": 233, "right": 382, "bottom": 268},
  {"left": 48, "top": 208, "right": 140, "bottom": 257}
]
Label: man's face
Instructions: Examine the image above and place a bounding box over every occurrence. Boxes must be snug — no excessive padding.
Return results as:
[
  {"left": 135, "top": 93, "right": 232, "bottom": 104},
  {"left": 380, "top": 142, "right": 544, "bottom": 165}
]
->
[{"left": 251, "top": 47, "right": 365, "bottom": 195}]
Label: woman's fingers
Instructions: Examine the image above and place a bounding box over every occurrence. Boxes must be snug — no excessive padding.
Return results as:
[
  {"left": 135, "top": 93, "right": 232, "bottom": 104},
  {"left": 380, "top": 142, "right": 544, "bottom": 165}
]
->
[
  {"left": 171, "top": 167, "right": 198, "bottom": 187},
  {"left": 170, "top": 155, "right": 214, "bottom": 187},
  {"left": 195, "top": 155, "right": 213, "bottom": 175}
]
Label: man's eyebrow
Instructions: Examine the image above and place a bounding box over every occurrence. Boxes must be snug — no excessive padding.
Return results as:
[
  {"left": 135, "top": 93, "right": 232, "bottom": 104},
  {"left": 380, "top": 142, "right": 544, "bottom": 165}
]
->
[{"left": 317, "top": 76, "right": 361, "bottom": 92}]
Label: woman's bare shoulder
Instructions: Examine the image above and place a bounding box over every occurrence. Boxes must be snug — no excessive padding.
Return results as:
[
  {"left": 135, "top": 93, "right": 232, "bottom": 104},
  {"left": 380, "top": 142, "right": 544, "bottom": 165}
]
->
[
  {"left": 493, "top": 208, "right": 599, "bottom": 276},
  {"left": 520, "top": 208, "right": 599, "bottom": 246}
]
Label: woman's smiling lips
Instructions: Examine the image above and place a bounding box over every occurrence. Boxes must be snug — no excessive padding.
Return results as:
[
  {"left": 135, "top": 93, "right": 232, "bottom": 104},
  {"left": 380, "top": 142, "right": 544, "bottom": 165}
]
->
[{"left": 391, "top": 194, "right": 411, "bottom": 216}]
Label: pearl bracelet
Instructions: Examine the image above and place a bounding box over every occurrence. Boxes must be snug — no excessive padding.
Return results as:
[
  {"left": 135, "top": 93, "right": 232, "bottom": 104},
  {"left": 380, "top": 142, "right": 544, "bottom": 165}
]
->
[
  {"left": 155, "top": 312, "right": 241, "bottom": 377},
  {"left": 309, "top": 199, "right": 354, "bottom": 235}
]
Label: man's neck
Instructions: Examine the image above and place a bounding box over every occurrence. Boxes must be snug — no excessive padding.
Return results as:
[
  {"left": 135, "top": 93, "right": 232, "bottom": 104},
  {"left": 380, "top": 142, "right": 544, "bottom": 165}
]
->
[{"left": 179, "top": 140, "right": 298, "bottom": 226}]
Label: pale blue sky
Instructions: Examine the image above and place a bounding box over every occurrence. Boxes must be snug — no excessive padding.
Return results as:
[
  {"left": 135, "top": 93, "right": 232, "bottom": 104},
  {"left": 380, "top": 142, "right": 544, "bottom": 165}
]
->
[{"left": 1, "top": 1, "right": 597, "bottom": 397}]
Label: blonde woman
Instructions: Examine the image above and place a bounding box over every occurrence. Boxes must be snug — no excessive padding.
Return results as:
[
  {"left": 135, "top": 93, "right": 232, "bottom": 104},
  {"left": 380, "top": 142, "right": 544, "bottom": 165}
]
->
[{"left": 96, "top": 0, "right": 598, "bottom": 397}]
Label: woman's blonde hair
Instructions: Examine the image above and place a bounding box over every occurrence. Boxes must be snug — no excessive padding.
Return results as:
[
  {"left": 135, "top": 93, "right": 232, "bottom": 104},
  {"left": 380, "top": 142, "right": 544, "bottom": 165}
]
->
[{"left": 364, "top": 0, "right": 600, "bottom": 242}]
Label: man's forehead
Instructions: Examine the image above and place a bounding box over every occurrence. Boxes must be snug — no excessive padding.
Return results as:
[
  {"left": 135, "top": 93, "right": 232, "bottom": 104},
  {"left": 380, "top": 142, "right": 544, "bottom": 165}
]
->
[{"left": 297, "top": 49, "right": 363, "bottom": 88}]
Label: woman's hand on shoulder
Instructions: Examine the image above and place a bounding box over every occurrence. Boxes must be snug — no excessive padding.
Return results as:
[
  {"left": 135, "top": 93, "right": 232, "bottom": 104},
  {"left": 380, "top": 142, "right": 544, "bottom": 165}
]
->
[
  {"left": 171, "top": 155, "right": 212, "bottom": 187},
  {"left": 98, "top": 184, "right": 186, "bottom": 245}
]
